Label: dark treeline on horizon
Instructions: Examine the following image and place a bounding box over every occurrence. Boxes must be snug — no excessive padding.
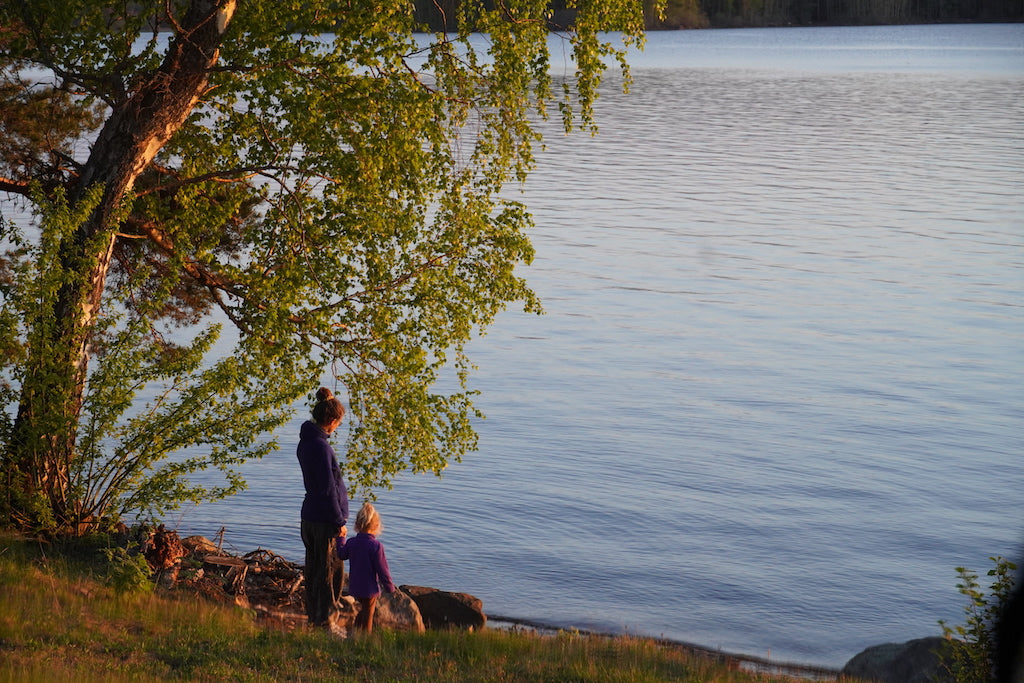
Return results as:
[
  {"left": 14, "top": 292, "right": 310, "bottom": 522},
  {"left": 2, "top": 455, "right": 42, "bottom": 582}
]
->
[{"left": 413, "top": 0, "right": 1022, "bottom": 30}]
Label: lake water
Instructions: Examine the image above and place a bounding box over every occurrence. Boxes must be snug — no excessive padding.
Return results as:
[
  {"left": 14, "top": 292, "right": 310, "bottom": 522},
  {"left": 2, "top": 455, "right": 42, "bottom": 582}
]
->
[{"left": 174, "top": 23, "right": 1024, "bottom": 669}]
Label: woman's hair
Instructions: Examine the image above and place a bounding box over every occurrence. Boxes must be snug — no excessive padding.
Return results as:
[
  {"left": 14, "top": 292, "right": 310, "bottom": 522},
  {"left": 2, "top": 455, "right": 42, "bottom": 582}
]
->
[
  {"left": 311, "top": 387, "right": 345, "bottom": 426},
  {"left": 355, "top": 502, "right": 381, "bottom": 535}
]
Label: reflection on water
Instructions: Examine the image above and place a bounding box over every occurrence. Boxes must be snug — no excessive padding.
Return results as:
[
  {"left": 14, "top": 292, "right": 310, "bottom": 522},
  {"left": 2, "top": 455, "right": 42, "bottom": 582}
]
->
[{"left": 173, "top": 26, "right": 1023, "bottom": 667}]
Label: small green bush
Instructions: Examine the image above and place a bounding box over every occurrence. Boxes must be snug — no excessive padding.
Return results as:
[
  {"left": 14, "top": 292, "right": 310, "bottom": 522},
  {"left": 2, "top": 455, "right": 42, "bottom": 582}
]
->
[
  {"left": 100, "top": 544, "right": 154, "bottom": 594},
  {"left": 939, "top": 555, "right": 1018, "bottom": 683}
]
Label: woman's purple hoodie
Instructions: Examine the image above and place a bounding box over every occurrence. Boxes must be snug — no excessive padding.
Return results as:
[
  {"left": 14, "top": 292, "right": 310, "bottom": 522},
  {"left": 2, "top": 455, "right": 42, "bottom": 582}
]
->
[{"left": 296, "top": 420, "right": 348, "bottom": 526}]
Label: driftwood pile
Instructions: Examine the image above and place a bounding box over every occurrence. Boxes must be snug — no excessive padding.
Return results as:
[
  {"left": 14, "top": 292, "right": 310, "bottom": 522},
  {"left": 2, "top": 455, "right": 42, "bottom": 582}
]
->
[{"left": 143, "top": 525, "right": 309, "bottom": 629}]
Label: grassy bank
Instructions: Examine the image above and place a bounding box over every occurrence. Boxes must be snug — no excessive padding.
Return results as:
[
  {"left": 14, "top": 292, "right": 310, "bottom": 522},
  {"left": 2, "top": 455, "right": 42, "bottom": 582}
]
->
[{"left": 0, "top": 535, "right": 841, "bottom": 682}]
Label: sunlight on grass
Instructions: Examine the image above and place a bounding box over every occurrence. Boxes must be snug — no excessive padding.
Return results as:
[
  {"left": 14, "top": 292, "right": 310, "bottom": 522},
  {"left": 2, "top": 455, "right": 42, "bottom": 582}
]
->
[{"left": 0, "top": 535, "right": 826, "bottom": 682}]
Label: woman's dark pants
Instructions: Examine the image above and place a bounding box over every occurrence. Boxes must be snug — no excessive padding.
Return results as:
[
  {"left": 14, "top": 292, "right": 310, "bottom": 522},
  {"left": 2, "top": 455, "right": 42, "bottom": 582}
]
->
[{"left": 301, "top": 521, "right": 344, "bottom": 626}]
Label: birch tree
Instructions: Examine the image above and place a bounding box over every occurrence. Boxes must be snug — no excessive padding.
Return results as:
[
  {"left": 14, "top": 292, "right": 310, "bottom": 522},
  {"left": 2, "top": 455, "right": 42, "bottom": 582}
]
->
[{"left": 0, "top": 0, "right": 651, "bottom": 535}]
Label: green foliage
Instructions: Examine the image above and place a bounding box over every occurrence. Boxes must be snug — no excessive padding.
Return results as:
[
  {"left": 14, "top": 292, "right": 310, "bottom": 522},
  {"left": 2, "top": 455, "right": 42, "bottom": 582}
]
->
[
  {"left": 1, "top": 186, "right": 108, "bottom": 532},
  {"left": 939, "top": 555, "right": 1019, "bottom": 683},
  {"left": 0, "top": 0, "right": 658, "bottom": 534},
  {"left": 100, "top": 543, "right": 154, "bottom": 594}
]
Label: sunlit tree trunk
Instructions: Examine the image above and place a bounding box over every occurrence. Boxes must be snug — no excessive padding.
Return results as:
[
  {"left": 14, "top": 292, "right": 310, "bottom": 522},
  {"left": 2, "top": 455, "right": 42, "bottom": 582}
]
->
[{"left": 6, "top": 0, "right": 236, "bottom": 532}]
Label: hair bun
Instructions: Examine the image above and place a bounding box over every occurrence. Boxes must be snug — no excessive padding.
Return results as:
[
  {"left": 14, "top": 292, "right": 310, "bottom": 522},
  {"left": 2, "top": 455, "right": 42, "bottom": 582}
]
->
[{"left": 315, "top": 387, "right": 333, "bottom": 402}]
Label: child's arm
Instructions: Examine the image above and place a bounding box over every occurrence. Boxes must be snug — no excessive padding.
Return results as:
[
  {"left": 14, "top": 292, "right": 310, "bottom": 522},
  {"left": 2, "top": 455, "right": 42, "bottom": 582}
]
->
[
  {"left": 334, "top": 536, "right": 349, "bottom": 560},
  {"left": 374, "top": 542, "right": 396, "bottom": 593}
]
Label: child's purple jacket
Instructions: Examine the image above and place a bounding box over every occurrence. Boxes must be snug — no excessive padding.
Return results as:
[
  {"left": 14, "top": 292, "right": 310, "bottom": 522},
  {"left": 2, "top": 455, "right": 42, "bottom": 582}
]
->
[{"left": 336, "top": 532, "right": 396, "bottom": 598}]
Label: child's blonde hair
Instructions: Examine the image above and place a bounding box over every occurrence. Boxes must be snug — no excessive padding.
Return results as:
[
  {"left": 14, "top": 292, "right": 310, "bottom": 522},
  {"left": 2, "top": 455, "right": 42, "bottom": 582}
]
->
[{"left": 354, "top": 502, "right": 381, "bottom": 535}]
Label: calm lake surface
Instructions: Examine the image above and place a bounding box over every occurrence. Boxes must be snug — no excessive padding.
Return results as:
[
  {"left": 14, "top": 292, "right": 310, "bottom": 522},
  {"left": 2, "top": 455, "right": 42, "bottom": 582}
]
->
[{"left": 176, "top": 24, "right": 1024, "bottom": 668}]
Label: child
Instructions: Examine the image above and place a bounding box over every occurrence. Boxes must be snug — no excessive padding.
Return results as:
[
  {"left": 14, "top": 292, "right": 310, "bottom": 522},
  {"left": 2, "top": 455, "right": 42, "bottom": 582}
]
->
[{"left": 335, "top": 502, "right": 396, "bottom": 632}]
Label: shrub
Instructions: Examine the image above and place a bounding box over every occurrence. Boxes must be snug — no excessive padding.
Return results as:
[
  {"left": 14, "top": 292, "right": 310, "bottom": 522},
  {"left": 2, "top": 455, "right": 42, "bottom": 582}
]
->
[{"left": 939, "top": 555, "right": 1018, "bottom": 683}]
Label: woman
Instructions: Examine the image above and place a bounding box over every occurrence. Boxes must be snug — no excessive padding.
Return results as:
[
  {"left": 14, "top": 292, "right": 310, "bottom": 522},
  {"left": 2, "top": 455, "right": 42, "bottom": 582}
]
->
[{"left": 296, "top": 386, "right": 349, "bottom": 629}]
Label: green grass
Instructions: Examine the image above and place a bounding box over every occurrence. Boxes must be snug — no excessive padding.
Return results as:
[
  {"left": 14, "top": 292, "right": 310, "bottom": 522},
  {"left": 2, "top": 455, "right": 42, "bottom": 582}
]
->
[{"left": 0, "top": 535, "right": 827, "bottom": 682}]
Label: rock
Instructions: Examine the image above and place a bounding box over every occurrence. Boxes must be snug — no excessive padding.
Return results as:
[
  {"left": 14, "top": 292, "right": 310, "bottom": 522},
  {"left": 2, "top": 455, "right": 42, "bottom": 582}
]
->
[
  {"left": 373, "top": 590, "right": 426, "bottom": 632},
  {"left": 330, "top": 594, "right": 358, "bottom": 631},
  {"left": 400, "top": 584, "right": 486, "bottom": 631},
  {"left": 842, "top": 636, "right": 955, "bottom": 683},
  {"left": 329, "top": 592, "right": 425, "bottom": 633},
  {"left": 182, "top": 535, "right": 221, "bottom": 555}
]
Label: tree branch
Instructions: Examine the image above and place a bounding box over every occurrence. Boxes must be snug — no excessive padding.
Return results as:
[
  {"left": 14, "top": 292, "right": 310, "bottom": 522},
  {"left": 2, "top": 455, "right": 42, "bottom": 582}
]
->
[
  {"left": 0, "top": 175, "right": 31, "bottom": 196},
  {"left": 133, "top": 165, "right": 264, "bottom": 196}
]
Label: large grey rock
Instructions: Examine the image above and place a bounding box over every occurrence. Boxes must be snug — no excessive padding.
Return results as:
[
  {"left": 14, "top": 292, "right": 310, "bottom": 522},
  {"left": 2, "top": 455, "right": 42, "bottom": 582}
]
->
[
  {"left": 842, "top": 636, "right": 955, "bottom": 683},
  {"left": 331, "top": 592, "right": 425, "bottom": 633},
  {"left": 400, "top": 584, "right": 486, "bottom": 630},
  {"left": 375, "top": 590, "right": 426, "bottom": 632}
]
